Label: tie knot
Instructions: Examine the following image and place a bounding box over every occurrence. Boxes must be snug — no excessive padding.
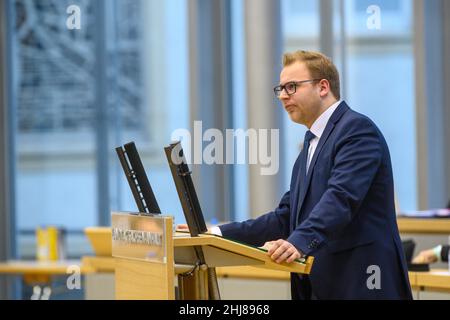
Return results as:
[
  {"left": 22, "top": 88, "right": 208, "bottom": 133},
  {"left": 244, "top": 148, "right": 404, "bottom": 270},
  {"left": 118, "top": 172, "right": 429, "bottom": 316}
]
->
[{"left": 304, "top": 130, "right": 315, "bottom": 143}]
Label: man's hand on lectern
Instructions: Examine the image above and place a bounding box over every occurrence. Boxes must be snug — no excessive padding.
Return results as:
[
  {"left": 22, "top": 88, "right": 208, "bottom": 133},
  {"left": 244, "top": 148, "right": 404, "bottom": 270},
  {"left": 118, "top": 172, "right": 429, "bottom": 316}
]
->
[
  {"left": 175, "top": 224, "right": 213, "bottom": 234},
  {"left": 267, "top": 239, "right": 302, "bottom": 264},
  {"left": 176, "top": 224, "right": 190, "bottom": 232}
]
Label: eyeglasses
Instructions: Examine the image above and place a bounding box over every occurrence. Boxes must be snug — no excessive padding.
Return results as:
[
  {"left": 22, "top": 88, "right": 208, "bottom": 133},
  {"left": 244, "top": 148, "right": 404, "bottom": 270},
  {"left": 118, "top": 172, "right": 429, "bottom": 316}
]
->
[{"left": 273, "top": 79, "right": 321, "bottom": 98}]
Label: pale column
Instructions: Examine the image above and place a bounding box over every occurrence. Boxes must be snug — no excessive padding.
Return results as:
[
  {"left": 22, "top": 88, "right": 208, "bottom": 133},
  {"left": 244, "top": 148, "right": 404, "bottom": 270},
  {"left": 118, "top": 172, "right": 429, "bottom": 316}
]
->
[{"left": 245, "top": 0, "right": 284, "bottom": 217}]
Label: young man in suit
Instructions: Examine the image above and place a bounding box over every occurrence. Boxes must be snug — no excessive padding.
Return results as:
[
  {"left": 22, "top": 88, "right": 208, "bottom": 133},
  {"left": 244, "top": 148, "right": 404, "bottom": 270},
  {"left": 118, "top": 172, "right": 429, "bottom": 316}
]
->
[{"left": 212, "top": 50, "right": 412, "bottom": 299}]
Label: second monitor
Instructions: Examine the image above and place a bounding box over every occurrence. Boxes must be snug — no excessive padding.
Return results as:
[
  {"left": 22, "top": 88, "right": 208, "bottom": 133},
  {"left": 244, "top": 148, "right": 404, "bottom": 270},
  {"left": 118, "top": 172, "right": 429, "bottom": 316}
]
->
[
  {"left": 164, "top": 141, "right": 207, "bottom": 237},
  {"left": 116, "top": 141, "right": 161, "bottom": 214}
]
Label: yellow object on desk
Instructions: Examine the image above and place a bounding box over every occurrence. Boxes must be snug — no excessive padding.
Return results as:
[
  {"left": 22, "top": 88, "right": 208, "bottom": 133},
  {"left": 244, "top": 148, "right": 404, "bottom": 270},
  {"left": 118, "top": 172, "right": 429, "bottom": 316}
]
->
[{"left": 36, "top": 226, "right": 66, "bottom": 261}]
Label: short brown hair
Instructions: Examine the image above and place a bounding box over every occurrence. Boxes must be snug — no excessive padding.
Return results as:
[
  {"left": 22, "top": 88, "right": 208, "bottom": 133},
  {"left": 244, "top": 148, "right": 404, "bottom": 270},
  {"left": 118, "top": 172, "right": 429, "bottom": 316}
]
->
[{"left": 283, "top": 50, "right": 340, "bottom": 100}]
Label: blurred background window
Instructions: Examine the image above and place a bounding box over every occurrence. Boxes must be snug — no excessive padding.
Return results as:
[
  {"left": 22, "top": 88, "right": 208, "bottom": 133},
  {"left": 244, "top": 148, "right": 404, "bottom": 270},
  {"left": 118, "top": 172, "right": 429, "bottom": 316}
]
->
[
  {"left": 6, "top": 0, "right": 416, "bottom": 261},
  {"left": 343, "top": 0, "right": 416, "bottom": 211},
  {"left": 8, "top": 0, "right": 417, "bottom": 258},
  {"left": 281, "top": 0, "right": 320, "bottom": 188},
  {"left": 10, "top": 0, "right": 189, "bottom": 259},
  {"left": 281, "top": 0, "right": 416, "bottom": 211},
  {"left": 2, "top": 0, "right": 449, "bottom": 302}
]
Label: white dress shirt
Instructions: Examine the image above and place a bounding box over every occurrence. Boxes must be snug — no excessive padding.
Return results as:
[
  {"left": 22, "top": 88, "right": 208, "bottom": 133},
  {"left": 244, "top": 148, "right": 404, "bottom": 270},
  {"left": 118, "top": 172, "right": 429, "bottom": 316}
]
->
[
  {"left": 211, "top": 225, "right": 222, "bottom": 236},
  {"left": 306, "top": 100, "right": 341, "bottom": 172}
]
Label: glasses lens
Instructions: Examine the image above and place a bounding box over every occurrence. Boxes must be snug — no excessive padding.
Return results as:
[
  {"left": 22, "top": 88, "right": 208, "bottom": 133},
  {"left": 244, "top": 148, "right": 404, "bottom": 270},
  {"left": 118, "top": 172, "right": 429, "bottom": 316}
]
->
[{"left": 285, "top": 82, "right": 296, "bottom": 94}]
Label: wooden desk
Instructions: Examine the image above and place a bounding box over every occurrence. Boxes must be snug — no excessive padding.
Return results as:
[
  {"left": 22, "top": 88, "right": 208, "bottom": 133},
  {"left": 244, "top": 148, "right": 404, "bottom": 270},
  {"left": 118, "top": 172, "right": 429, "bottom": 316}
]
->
[
  {"left": 81, "top": 256, "right": 114, "bottom": 273},
  {"left": 217, "top": 267, "right": 450, "bottom": 294},
  {"left": 410, "top": 269, "right": 450, "bottom": 292},
  {"left": 408, "top": 271, "right": 417, "bottom": 287},
  {"left": 6, "top": 260, "right": 443, "bottom": 294},
  {"left": 397, "top": 218, "right": 450, "bottom": 234},
  {"left": 217, "top": 265, "right": 290, "bottom": 280},
  {"left": 0, "top": 259, "right": 95, "bottom": 284},
  {"left": 4, "top": 260, "right": 448, "bottom": 298}
]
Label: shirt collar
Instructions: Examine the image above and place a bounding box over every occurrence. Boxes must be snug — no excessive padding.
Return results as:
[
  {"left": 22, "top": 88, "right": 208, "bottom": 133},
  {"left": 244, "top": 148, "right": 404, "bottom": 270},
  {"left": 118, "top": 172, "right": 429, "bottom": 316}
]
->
[{"left": 309, "top": 100, "right": 342, "bottom": 139}]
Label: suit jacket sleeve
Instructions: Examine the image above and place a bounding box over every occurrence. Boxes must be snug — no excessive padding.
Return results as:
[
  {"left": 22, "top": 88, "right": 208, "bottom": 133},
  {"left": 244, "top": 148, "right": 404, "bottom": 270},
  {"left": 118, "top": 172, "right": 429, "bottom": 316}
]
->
[
  {"left": 219, "top": 191, "right": 291, "bottom": 247},
  {"left": 287, "top": 117, "right": 383, "bottom": 256}
]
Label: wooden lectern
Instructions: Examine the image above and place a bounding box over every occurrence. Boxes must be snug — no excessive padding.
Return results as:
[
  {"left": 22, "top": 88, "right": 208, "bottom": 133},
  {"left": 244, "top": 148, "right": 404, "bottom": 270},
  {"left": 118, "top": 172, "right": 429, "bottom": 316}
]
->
[{"left": 112, "top": 212, "right": 314, "bottom": 300}]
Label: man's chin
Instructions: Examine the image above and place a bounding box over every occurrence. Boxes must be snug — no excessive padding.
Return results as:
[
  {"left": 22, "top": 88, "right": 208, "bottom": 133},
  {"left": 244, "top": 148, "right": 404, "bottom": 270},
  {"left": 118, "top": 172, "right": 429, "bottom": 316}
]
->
[{"left": 287, "top": 112, "right": 304, "bottom": 125}]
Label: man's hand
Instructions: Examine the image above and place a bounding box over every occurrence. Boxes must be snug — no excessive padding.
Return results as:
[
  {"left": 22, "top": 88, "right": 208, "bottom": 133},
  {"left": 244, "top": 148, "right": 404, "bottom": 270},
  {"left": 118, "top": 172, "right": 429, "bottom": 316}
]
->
[
  {"left": 176, "top": 224, "right": 189, "bottom": 232},
  {"left": 176, "top": 224, "right": 213, "bottom": 234},
  {"left": 412, "top": 249, "right": 438, "bottom": 264},
  {"left": 267, "top": 239, "right": 302, "bottom": 264},
  {"left": 260, "top": 241, "right": 274, "bottom": 251}
]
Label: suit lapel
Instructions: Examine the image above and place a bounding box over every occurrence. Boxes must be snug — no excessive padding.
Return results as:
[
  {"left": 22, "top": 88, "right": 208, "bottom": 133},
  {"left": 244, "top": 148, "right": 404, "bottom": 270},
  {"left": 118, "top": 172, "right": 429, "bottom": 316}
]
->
[{"left": 295, "top": 102, "right": 349, "bottom": 225}]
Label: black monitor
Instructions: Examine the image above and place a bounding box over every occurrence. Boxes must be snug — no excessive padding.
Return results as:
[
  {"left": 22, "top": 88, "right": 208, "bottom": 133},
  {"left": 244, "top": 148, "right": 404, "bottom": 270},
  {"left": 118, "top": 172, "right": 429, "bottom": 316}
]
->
[
  {"left": 401, "top": 239, "right": 415, "bottom": 263},
  {"left": 164, "top": 141, "right": 207, "bottom": 236},
  {"left": 164, "top": 140, "right": 221, "bottom": 299},
  {"left": 115, "top": 142, "right": 161, "bottom": 214}
]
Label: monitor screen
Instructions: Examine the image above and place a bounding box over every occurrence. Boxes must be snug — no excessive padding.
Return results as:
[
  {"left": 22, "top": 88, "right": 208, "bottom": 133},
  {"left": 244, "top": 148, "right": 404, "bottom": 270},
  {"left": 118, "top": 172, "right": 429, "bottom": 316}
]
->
[
  {"left": 164, "top": 141, "right": 207, "bottom": 236},
  {"left": 116, "top": 141, "right": 161, "bottom": 214}
]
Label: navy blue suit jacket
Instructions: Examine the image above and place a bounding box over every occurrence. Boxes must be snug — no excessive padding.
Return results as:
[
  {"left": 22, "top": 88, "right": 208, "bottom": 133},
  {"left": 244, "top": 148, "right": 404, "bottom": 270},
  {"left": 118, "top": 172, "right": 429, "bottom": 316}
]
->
[{"left": 220, "top": 101, "right": 412, "bottom": 299}]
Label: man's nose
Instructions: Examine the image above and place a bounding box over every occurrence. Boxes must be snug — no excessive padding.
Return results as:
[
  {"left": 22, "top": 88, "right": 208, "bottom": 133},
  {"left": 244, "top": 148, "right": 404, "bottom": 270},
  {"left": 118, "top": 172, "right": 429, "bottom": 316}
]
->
[{"left": 278, "top": 89, "right": 290, "bottom": 101}]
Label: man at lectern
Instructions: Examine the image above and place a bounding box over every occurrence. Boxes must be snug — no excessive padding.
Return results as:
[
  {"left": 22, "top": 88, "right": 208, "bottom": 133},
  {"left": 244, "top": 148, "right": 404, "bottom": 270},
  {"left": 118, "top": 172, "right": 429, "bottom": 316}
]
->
[{"left": 211, "top": 51, "right": 412, "bottom": 300}]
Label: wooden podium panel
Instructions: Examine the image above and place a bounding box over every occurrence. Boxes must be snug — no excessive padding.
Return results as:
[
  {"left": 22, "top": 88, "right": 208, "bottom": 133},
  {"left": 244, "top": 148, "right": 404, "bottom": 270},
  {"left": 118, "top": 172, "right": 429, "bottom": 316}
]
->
[
  {"left": 109, "top": 214, "right": 313, "bottom": 300},
  {"left": 112, "top": 213, "right": 174, "bottom": 300},
  {"left": 115, "top": 258, "right": 174, "bottom": 300},
  {"left": 173, "top": 233, "right": 313, "bottom": 300},
  {"left": 174, "top": 232, "right": 314, "bottom": 274}
]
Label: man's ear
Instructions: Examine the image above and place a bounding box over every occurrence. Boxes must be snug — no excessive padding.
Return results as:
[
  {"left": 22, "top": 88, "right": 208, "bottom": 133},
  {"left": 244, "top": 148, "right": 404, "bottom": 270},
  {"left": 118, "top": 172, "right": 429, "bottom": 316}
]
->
[{"left": 318, "top": 79, "right": 331, "bottom": 97}]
